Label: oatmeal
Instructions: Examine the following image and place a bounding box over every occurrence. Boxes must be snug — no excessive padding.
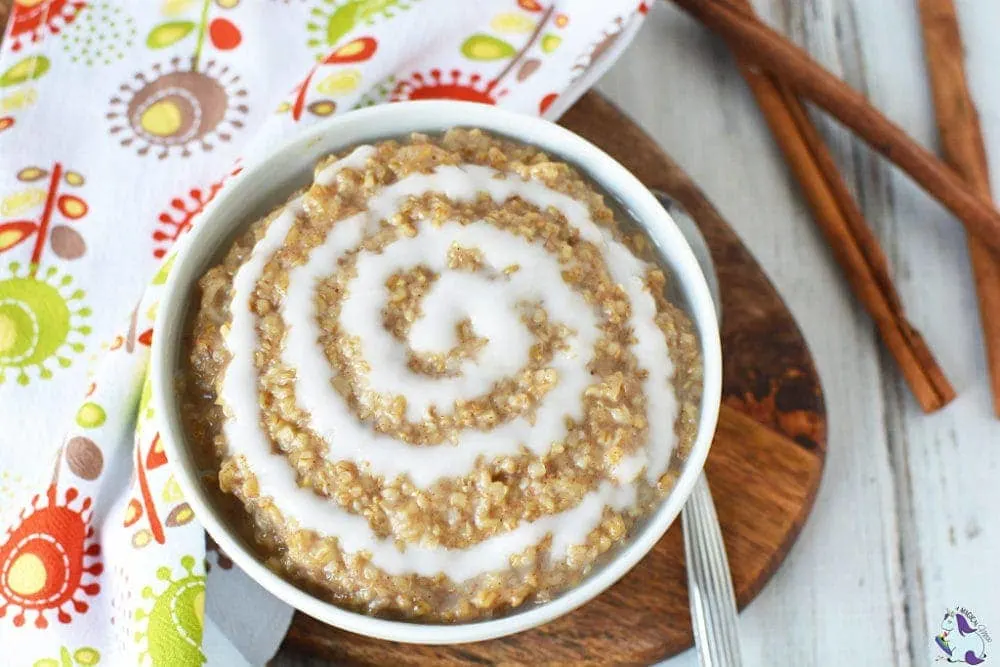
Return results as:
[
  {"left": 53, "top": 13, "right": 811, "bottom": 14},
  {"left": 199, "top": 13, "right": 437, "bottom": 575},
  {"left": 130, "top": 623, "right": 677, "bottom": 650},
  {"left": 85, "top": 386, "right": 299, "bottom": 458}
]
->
[{"left": 181, "top": 129, "right": 702, "bottom": 621}]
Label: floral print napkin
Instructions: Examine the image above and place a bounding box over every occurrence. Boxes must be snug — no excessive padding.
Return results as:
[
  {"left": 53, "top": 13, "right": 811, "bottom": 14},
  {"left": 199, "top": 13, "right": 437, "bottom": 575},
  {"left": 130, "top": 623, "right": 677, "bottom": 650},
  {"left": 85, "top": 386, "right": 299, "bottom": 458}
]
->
[{"left": 0, "top": 1, "right": 647, "bottom": 664}]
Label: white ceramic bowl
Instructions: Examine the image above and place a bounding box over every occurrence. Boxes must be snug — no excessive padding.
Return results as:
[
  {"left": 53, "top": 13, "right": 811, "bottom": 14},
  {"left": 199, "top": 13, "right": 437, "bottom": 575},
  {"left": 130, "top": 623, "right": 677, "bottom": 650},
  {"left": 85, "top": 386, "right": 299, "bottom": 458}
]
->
[{"left": 152, "top": 101, "right": 722, "bottom": 645}]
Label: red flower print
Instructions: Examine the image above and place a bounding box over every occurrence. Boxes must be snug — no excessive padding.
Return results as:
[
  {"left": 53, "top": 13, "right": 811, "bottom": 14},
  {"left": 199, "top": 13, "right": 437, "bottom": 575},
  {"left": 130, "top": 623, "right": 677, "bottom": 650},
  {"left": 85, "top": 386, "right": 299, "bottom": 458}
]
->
[
  {"left": 0, "top": 485, "right": 102, "bottom": 628},
  {"left": 152, "top": 164, "right": 242, "bottom": 258},
  {"left": 392, "top": 69, "right": 506, "bottom": 105},
  {"left": 6, "top": 0, "right": 85, "bottom": 51}
]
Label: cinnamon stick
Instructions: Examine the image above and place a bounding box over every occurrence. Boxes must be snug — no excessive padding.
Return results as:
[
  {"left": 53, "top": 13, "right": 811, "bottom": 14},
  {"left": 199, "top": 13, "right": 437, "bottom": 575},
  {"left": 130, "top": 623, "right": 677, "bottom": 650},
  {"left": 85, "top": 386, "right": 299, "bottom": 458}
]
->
[
  {"left": 724, "top": 0, "right": 954, "bottom": 411},
  {"left": 776, "top": 87, "right": 953, "bottom": 400},
  {"left": 669, "top": 0, "right": 1000, "bottom": 255},
  {"left": 776, "top": 87, "right": 901, "bottom": 315},
  {"left": 917, "top": 0, "right": 1000, "bottom": 416}
]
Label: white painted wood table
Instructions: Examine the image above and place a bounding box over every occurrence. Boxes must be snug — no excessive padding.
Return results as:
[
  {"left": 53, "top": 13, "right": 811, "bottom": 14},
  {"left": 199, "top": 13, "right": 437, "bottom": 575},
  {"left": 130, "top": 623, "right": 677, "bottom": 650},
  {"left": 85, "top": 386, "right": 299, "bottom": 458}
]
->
[{"left": 277, "top": 2, "right": 1000, "bottom": 665}]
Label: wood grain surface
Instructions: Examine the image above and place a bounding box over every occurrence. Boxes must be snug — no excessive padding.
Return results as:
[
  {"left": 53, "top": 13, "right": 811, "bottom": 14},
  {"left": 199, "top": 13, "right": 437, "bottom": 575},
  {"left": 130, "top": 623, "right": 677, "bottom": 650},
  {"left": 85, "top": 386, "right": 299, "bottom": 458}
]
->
[{"left": 277, "top": 91, "right": 827, "bottom": 665}]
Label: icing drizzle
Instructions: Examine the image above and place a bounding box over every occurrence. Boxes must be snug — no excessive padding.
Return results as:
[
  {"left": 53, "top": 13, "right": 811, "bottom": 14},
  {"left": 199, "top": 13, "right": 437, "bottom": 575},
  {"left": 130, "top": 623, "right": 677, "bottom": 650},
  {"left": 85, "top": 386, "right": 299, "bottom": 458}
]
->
[{"left": 218, "top": 147, "right": 678, "bottom": 580}]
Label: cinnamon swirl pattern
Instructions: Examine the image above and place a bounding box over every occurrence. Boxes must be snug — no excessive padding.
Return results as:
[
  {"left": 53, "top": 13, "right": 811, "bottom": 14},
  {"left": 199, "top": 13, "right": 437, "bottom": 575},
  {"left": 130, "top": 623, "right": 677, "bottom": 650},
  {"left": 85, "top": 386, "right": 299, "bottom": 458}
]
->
[{"left": 182, "top": 130, "right": 702, "bottom": 620}]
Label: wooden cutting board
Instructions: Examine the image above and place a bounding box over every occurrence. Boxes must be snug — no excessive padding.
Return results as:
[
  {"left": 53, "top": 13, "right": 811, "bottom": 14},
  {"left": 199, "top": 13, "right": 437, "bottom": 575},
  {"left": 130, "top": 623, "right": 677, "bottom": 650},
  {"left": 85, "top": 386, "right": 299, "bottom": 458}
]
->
[{"left": 278, "top": 92, "right": 827, "bottom": 664}]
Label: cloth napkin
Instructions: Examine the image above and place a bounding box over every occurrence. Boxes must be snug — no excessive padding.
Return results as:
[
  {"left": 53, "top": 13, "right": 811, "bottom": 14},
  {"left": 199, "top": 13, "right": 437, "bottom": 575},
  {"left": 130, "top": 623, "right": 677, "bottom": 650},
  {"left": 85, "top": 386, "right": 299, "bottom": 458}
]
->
[{"left": 0, "top": 1, "right": 647, "bottom": 664}]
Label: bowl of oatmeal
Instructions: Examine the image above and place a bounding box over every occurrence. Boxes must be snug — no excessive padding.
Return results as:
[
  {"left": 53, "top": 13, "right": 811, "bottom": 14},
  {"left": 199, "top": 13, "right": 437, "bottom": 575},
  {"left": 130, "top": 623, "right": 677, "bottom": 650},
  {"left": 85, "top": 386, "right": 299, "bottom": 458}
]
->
[{"left": 152, "top": 101, "right": 721, "bottom": 644}]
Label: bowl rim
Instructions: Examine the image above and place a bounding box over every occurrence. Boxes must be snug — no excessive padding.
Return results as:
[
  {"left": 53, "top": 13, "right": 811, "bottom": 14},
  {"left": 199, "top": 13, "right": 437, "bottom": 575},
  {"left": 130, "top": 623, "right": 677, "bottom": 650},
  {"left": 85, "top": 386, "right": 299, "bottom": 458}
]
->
[{"left": 151, "top": 100, "right": 722, "bottom": 645}]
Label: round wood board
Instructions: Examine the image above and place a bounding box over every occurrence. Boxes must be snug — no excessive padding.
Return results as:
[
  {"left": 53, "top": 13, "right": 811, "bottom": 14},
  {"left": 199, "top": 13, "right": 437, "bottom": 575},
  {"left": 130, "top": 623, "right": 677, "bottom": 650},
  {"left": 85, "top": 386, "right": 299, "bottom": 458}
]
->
[{"left": 278, "top": 92, "right": 827, "bottom": 664}]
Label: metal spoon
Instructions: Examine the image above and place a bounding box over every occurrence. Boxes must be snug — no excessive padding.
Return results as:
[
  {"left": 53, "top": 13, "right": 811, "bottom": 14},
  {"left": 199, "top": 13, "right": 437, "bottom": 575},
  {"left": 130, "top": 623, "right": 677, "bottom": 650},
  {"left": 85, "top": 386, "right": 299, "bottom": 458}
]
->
[{"left": 654, "top": 191, "right": 743, "bottom": 667}]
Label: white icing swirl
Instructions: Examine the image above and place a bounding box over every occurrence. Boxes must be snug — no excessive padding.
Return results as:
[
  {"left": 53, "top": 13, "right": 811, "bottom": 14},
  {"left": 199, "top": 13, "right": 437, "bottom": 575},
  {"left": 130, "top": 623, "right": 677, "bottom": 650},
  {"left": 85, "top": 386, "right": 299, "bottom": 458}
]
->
[{"left": 219, "top": 146, "right": 679, "bottom": 580}]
